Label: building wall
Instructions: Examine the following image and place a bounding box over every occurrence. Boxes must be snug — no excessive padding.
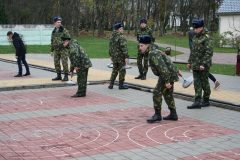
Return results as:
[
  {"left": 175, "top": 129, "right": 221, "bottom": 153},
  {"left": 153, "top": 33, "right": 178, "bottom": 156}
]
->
[
  {"left": 0, "top": 25, "right": 55, "bottom": 46},
  {"left": 219, "top": 15, "right": 240, "bottom": 36}
]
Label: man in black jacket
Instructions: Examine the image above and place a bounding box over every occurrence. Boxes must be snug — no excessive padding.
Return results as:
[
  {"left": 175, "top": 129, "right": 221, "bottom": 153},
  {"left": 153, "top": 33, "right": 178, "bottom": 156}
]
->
[{"left": 7, "top": 31, "right": 30, "bottom": 77}]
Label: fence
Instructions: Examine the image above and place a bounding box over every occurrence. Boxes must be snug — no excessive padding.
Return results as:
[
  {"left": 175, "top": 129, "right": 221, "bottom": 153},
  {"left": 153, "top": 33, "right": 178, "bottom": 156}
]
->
[{"left": 0, "top": 24, "right": 55, "bottom": 45}]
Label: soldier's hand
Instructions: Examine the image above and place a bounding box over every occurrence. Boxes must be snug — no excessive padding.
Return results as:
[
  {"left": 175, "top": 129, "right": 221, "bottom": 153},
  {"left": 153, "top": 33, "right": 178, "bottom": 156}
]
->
[
  {"left": 166, "top": 83, "right": 172, "bottom": 89},
  {"left": 178, "top": 70, "right": 182, "bottom": 77},
  {"left": 70, "top": 72, "right": 73, "bottom": 77},
  {"left": 125, "top": 58, "right": 128, "bottom": 63},
  {"left": 74, "top": 67, "right": 79, "bottom": 70},
  {"left": 187, "top": 64, "right": 190, "bottom": 69},
  {"left": 200, "top": 65, "right": 205, "bottom": 70},
  {"left": 110, "top": 57, "right": 112, "bottom": 61},
  {"left": 50, "top": 52, "right": 53, "bottom": 57}
]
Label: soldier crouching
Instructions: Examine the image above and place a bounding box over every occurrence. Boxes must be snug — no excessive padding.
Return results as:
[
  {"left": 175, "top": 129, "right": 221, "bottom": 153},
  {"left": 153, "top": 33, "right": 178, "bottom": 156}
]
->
[
  {"left": 61, "top": 36, "right": 92, "bottom": 98},
  {"left": 138, "top": 35, "right": 182, "bottom": 123}
]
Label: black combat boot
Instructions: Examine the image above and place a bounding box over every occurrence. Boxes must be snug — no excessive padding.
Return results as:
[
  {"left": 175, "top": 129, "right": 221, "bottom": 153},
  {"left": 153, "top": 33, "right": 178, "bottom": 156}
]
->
[
  {"left": 141, "top": 72, "right": 147, "bottom": 80},
  {"left": 119, "top": 81, "right": 128, "bottom": 89},
  {"left": 108, "top": 80, "right": 114, "bottom": 89},
  {"left": 61, "top": 73, "right": 69, "bottom": 81},
  {"left": 201, "top": 98, "right": 210, "bottom": 107},
  {"left": 147, "top": 109, "right": 162, "bottom": 123},
  {"left": 135, "top": 72, "right": 143, "bottom": 79},
  {"left": 187, "top": 98, "right": 201, "bottom": 109},
  {"left": 163, "top": 108, "right": 178, "bottom": 121},
  {"left": 52, "top": 73, "right": 62, "bottom": 81}
]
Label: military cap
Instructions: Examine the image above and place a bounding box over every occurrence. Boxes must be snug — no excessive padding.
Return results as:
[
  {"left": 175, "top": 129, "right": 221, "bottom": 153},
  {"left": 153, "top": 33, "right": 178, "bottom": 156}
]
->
[
  {"left": 140, "top": 18, "right": 147, "bottom": 24},
  {"left": 61, "top": 36, "right": 71, "bottom": 41},
  {"left": 113, "top": 23, "right": 123, "bottom": 30},
  {"left": 139, "top": 35, "right": 152, "bottom": 44},
  {"left": 192, "top": 19, "right": 204, "bottom": 28},
  {"left": 53, "top": 16, "right": 62, "bottom": 23}
]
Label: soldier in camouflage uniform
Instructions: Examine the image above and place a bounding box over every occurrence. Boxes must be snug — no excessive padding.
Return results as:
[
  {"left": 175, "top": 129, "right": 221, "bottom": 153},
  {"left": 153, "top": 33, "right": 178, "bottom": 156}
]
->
[
  {"left": 61, "top": 36, "right": 92, "bottom": 97},
  {"left": 139, "top": 35, "right": 182, "bottom": 123},
  {"left": 108, "top": 23, "right": 129, "bottom": 90},
  {"left": 135, "top": 18, "right": 155, "bottom": 80},
  {"left": 50, "top": 17, "right": 70, "bottom": 81},
  {"left": 187, "top": 19, "right": 213, "bottom": 109}
]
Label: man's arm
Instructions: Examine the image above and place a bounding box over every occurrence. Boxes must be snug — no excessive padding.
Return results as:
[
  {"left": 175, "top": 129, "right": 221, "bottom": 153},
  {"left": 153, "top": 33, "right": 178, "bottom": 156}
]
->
[
  {"left": 119, "top": 36, "right": 129, "bottom": 59},
  {"left": 50, "top": 33, "right": 54, "bottom": 52},
  {"left": 201, "top": 37, "right": 213, "bottom": 66},
  {"left": 152, "top": 53, "right": 170, "bottom": 84},
  {"left": 13, "top": 38, "right": 20, "bottom": 56}
]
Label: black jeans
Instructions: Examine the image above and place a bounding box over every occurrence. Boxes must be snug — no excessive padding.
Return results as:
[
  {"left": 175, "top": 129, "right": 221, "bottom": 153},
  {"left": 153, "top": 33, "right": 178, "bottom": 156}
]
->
[{"left": 17, "top": 55, "right": 29, "bottom": 75}]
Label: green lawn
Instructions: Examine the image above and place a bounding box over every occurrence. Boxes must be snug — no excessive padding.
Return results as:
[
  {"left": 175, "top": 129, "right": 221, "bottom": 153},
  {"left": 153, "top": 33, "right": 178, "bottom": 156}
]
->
[
  {"left": 155, "top": 34, "right": 237, "bottom": 53},
  {"left": 0, "top": 34, "right": 184, "bottom": 58},
  {"left": 174, "top": 63, "right": 239, "bottom": 76}
]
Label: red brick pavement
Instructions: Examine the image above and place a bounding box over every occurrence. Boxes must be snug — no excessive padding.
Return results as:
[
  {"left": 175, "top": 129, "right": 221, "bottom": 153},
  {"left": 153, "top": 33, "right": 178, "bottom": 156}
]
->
[
  {"left": 0, "top": 89, "right": 126, "bottom": 114},
  {"left": 0, "top": 106, "right": 239, "bottom": 159}
]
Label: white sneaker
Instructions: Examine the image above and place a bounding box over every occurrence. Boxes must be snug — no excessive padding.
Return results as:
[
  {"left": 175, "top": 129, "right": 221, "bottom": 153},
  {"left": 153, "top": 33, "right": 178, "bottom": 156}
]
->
[{"left": 122, "top": 65, "right": 132, "bottom": 69}]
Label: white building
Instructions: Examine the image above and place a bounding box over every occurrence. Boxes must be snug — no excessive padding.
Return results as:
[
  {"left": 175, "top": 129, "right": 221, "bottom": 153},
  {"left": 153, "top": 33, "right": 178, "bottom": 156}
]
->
[
  {"left": 0, "top": 24, "right": 55, "bottom": 46},
  {"left": 216, "top": 0, "right": 240, "bottom": 37}
]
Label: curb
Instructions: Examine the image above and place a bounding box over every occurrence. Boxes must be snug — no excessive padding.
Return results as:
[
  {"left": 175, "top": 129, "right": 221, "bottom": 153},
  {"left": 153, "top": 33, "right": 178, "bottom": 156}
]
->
[{"left": 0, "top": 58, "right": 239, "bottom": 111}]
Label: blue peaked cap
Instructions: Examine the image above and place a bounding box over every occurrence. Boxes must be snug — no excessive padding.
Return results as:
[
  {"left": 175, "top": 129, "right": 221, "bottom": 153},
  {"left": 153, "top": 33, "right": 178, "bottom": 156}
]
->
[
  {"left": 114, "top": 23, "right": 123, "bottom": 30},
  {"left": 192, "top": 19, "right": 204, "bottom": 28},
  {"left": 53, "top": 16, "right": 62, "bottom": 23},
  {"left": 139, "top": 35, "right": 152, "bottom": 44}
]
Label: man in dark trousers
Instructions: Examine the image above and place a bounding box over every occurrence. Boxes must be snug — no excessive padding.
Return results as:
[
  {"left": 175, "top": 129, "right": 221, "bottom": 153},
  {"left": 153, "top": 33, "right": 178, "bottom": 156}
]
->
[
  {"left": 188, "top": 27, "right": 195, "bottom": 52},
  {"left": 138, "top": 35, "right": 182, "bottom": 123},
  {"left": 7, "top": 31, "right": 30, "bottom": 77}
]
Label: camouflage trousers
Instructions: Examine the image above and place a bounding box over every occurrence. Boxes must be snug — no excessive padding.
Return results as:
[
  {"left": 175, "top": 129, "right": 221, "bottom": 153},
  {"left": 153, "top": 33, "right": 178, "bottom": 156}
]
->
[
  {"left": 110, "top": 63, "right": 126, "bottom": 81},
  {"left": 54, "top": 49, "right": 69, "bottom": 74},
  {"left": 76, "top": 68, "right": 89, "bottom": 97},
  {"left": 137, "top": 49, "right": 149, "bottom": 73},
  {"left": 193, "top": 70, "right": 211, "bottom": 99},
  {"left": 153, "top": 80, "right": 176, "bottom": 110}
]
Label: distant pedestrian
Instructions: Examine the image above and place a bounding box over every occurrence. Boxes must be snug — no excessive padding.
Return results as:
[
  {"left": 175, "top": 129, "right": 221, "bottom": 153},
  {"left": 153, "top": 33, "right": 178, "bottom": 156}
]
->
[
  {"left": 50, "top": 16, "right": 70, "bottom": 82},
  {"left": 188, "top": 27, "right": 195, "bottom": 52},
  {"left": 135, "top": 18, "right": 155, "bottom": 80},
  {"left": 108, "top": 23, "right": 129, "bottom": 90},
  {"left": 7, "top": 31, "right": 30, "bottom": 77},
  {"left": 187, "top": 19, "right": 213, "bottom": 109},
  {"left": 138, "top": 35, "right": 182, "bottom": 123},
  {"left": 62, "top": 36, "right": 92, "bottom": 98},
  {"left": 209, "top": 60, "right": 220, "bottom": 90}
]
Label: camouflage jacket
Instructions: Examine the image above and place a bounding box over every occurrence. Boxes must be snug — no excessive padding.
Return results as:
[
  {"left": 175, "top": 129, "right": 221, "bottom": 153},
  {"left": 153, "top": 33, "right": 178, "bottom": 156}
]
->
[
  {"left": 137, "top": 26, "right": 154, "bottom": 43},
  {"left": 68, "top": 39, "right": 93, "bottom": 72},
  {"left": 147, "top": 47, "right": 179, "bottom": 84},
  {"left": 188, "top": 29, "right": 213, "bottom": 71},
  {"left": 109, "top": 30, "right": 129, "bottom": 64},
  {"left": 50, "top": 25, "right": 70, "bottom": 52}
]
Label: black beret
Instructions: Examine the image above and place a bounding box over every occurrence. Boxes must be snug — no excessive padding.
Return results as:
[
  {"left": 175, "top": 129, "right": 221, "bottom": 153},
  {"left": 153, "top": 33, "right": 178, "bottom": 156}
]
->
[
  {"left": 53, "top": 16, "right": 62, "bottom": 23},
  {"left": 140, "top": 18, "right": 147, "bottom": 24},
  {"left": 192, "top": 19, "right": 204, "bottom": 28},
  {"left": 114, "top": 23, "right": 123, "bottom": 30},
  {"left": 139, "top": 35, "right": 152, "bottom": 44}
]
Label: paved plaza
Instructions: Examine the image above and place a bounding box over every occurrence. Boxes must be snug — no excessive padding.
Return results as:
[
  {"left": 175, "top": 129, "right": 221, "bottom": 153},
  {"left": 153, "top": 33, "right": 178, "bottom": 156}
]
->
[{"left": 0, "top": 53, "right": 239, "bottom": 160}]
